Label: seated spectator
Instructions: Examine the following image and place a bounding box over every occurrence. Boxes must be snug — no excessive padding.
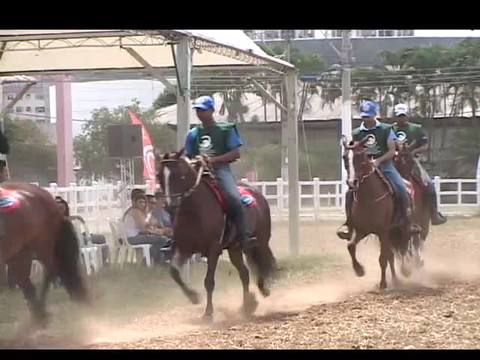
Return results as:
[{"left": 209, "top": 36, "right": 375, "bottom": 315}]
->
[
  {"left": 153, "top": 192, "right": 173, "bottom": 227},
  {"left": 123, "top": 193, "right": 170, "bottom": 264},
  {"left": 55, "top": 196, "right": 109, "bottom": 265},
  {"left": 123, "top": 188, "right": 145, "bottom": 221},
  {"left": 146, "top": 193, "right": 173, "bottom": 240}
]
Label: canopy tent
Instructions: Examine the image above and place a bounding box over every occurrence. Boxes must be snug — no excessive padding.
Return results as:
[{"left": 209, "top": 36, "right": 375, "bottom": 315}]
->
[{"left": 0, "top": 29, "right": 301, "bottom": 254}]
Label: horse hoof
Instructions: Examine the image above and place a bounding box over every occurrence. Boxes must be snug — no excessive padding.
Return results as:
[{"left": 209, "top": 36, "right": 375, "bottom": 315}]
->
[
  {"left": 259, "top": 286, "right": 270, "bottom": 298},
  {"left": 378, "top": 282, "right": 387, "bottom": 290},
  {"left": 187, "top": 290, "right": 201, "bottom": 305},
  {"left": 353, "top": 263, "right": 365, "bottom": 277},
  {"left": 202, "top": 313, "right": 213, "bottom": 323},
  {"left": 415, "top": 257, "right": 425, "bottom": 269},
  {"left": 34, "top": 311, "right": 50, "bottom": 330},
  {"left": 401, "top": 264, "right": 412, "bottom": 278},
  {"left": 243, "top": 293, "right": 258, "bottom": 316}
]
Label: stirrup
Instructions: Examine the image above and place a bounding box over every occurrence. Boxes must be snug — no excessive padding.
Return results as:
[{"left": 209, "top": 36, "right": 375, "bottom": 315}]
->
[
  {"left": 431, "top": 213, "right": 447, "bottom": 225},
  {"left": 241, "top": 236, "right": 258, "bottom": 251},
  {"left": 336, "top": 225, "right": 352, "bottom": 240}
]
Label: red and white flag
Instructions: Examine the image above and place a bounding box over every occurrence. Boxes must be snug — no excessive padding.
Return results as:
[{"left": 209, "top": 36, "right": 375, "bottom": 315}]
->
[{"left": 128, "top": 110, "right": 156, "bottom": 191}]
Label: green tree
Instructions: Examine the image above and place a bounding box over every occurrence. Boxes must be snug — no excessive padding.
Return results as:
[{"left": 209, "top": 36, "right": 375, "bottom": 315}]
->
[{"left": 152, "top": 90, "right": 177, "bottom": 110}]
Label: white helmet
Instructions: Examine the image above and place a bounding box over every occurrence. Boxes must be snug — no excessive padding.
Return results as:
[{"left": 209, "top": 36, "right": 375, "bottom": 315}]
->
[{"left": 394, "top": 103, "right": 409, "bottom": 116}]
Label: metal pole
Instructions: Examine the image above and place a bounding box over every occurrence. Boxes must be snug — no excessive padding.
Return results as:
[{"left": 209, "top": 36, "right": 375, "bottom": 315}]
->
[
  {"left": 341, "top": 30, "right": 352, "bottom": 200},
  {"left": 176, "top": 37, "right": 192, "bottom": 149},
  {"left": 285, "top": 69, "right": 299, "bottom": 255}
]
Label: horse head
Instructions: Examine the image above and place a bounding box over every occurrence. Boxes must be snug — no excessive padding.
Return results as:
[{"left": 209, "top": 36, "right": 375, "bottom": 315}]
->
[
  {"left": 156, "top": 149, "right": 199, "bottom": 207},
  {"left": 394, "top": 140, "right": 416, "bottom": 179},
  {"left": 341, "top": 135, "right": 373, "bottom": 190}
]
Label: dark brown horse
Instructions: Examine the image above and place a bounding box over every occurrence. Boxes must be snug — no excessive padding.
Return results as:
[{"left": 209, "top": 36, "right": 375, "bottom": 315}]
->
[
  {"left": 394, "top": 143, "right": 429, "bottom": 268},
  {"left": 342, "top": 136, "right": 411, "bottom": 289},
  {"left": 157, "top": 150, "right": 276, "bottom": 319},
  {"left": 0, "top": 183, "right": 89, "bottom": 329}
]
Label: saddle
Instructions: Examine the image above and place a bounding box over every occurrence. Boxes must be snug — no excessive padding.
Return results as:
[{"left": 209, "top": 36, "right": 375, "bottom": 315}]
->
[
  {"left": 202, "top": 176, "right": 258, "bottom": 249},
  {"left": 374, "top": 168, "right": 415, "bottom": 226},
  {"left": 203, "top": 177, "right": 257, "bottom": 212}
]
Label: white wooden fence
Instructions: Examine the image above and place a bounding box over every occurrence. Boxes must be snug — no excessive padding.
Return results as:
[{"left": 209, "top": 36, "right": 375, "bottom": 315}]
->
[{"left": 40, "top": 176, "right": 480, "bottom": 231}]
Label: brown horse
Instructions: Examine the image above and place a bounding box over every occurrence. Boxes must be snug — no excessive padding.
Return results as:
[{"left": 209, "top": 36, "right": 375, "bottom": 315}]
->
[
  {"left": 0, "top": 182, "right": 89, "bottom": 329},
  {"left": 157, "top": 150, "right": 276, "bottom": 320},
  {"left": 394, "top": 143, "right": 429, "bottom": 268},
  {"left": 341, "top": 136, "right": 411, "bottom": 289}
]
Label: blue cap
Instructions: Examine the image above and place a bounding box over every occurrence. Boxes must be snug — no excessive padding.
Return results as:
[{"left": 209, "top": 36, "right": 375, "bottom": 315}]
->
[
  {"left": 192, "top": 96, "right": 215, "bottom": 111},
  {"left": 359, "top": 100, "right": 379, "bottom": 118}
]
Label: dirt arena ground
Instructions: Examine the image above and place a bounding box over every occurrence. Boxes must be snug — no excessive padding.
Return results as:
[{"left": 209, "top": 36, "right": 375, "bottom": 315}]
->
[{"left": 1, "top": 216, "right": 480, "bottom": 349}]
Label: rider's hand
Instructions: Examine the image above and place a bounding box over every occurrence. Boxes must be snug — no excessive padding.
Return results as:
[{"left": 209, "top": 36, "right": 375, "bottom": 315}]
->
[{"left": 371, "top": 159, "right": 379, "bottom": 167}]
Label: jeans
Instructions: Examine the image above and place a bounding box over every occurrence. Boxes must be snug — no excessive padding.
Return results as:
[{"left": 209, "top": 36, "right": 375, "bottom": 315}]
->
[
  {"left": 214, "top": 165, "right": 248, "bottom": 241},
  {"left": 378, "top": 160, "right": 409, "bottom": 206},
  {"left": 127, "top": 234, "right": 171, "bottom": 264},
  {"left": 127, "top": 234, "right": 170, "bottom": 247}
]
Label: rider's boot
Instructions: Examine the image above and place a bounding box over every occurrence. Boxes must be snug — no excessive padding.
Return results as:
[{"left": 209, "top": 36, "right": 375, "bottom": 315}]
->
[
  {"left": 233, "top": 206, "right": 257, "bottom": 251},
  {"left": 402, "top": 194, "right": 421, "bottom": 234},
  {"left": 428, "top": 190, "right": 447, "bottom": 225}
]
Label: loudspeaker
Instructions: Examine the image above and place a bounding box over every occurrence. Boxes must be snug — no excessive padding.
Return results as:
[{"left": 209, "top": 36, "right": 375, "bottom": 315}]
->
[{"left": 107, "top": 124, "right": 143, "bottom": 158}]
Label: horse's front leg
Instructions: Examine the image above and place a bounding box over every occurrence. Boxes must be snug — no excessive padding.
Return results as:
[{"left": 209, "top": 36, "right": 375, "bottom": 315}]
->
[
  {"left": 204, "top": 251, "right": 220, "bottom": 320},
  {"left": 347, "top": 230, "right": 367, "bottom": 277},
  {"left": 378, "top": 237, "right": 389, "bottom": 289},
  {"left": 170, "top": 249, "right": 200, "bottom": 305}
]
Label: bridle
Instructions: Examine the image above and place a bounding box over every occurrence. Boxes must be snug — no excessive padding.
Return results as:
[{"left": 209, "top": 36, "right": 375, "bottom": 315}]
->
[
  {"left": 345, "top": 148, "right": 393, "bottom": 203},
  {"left": 159, "top": 156, "right": 212, "bottom": 201}
]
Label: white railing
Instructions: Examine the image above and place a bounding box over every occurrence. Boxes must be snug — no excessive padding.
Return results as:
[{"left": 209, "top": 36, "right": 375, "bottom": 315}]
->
[{"left": 39, "top": 176, "right": 479, "bottom": 230}]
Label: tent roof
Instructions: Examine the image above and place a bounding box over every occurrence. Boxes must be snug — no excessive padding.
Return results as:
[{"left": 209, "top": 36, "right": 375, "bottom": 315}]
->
[{"left": 0, "top": 30, "right": 293, "bottom": 81}]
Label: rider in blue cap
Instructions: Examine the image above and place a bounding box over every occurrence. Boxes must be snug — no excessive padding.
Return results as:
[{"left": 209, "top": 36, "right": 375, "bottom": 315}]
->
[
  {"left": 184, "top": 95, "right": 256, "bottom": 251},
  {"left": 337, "top": 100, "right": 415, "bottom": 240}
]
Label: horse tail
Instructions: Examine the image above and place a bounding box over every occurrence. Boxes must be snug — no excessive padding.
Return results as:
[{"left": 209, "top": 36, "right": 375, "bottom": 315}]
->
[
  {"left": 246, "top": 191, "right": 277, "bottom": 283},
  {"left": 389, "top": 225, "right": 409, "bottom": 257},
  {"left": 246, "top": 243, "right": 277, "bottom": 283},
  {"left": 55, "top": 218, "right": 90, "bottom": 304}
]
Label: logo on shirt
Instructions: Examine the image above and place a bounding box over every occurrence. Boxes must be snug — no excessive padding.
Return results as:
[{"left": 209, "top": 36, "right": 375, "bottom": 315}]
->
[
  {"left": 396, "top": 131, "right": 407, "bottom": 143},
  {"left": 364, "top": 134, "right": 377, "bottom": 148},
  {"left": 199, "top": 135, "right": 214, "bottom": 156}
]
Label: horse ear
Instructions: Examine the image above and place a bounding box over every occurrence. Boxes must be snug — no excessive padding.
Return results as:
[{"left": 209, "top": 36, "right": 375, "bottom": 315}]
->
[
  {"left": 174, "top": 147, "right": 185, "bottom": 159},
  {"left": 154, "top": 149, "right": 163, "bottom": 161}
]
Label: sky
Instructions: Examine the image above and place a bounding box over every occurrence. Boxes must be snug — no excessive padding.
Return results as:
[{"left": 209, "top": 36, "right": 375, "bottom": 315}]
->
[{"left": 50, "top": 80, "right": 165, "bottom": 136}]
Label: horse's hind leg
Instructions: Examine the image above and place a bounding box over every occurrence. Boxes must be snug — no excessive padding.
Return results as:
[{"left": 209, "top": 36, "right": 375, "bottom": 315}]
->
[
  {"left": 228, "top": 247, "right": 257, "bottom": 316},
  {"left": 384, "top": 238, "right": 400, "bottom": 287},
  {"left": 169, "top": 250, "right": 200, "bottom": 305},
  {"left": 203, "top": 252, "right": 220, "bottom": 320},
  {"left": 347, "top": 231, "right": 367, "bottom": 277},
  {"left": 9, "top": 254, "right": 49, "bottom": 328}
]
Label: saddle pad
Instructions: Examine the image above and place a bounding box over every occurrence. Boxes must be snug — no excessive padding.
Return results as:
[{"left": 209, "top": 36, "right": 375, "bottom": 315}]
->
[
  {"left": 238, "top": 186, "right": 257, "bottom": 207},
  {"left": 0, "top": 188, "right": 21, "bottom": 213},
  {"left": 204, "top": 179, "right": 257, "bottom": 210}
]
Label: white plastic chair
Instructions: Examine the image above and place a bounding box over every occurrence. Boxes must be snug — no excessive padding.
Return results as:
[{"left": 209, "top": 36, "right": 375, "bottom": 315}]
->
[
  {"left": 71, "top": 218, "right": 102, "bottom": 275},
  {"left": 115, "top": 221, "right": 153, "bottom": 267},
  {"left": 108, "top": 218, "right": 124, "bottom": 266}
]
